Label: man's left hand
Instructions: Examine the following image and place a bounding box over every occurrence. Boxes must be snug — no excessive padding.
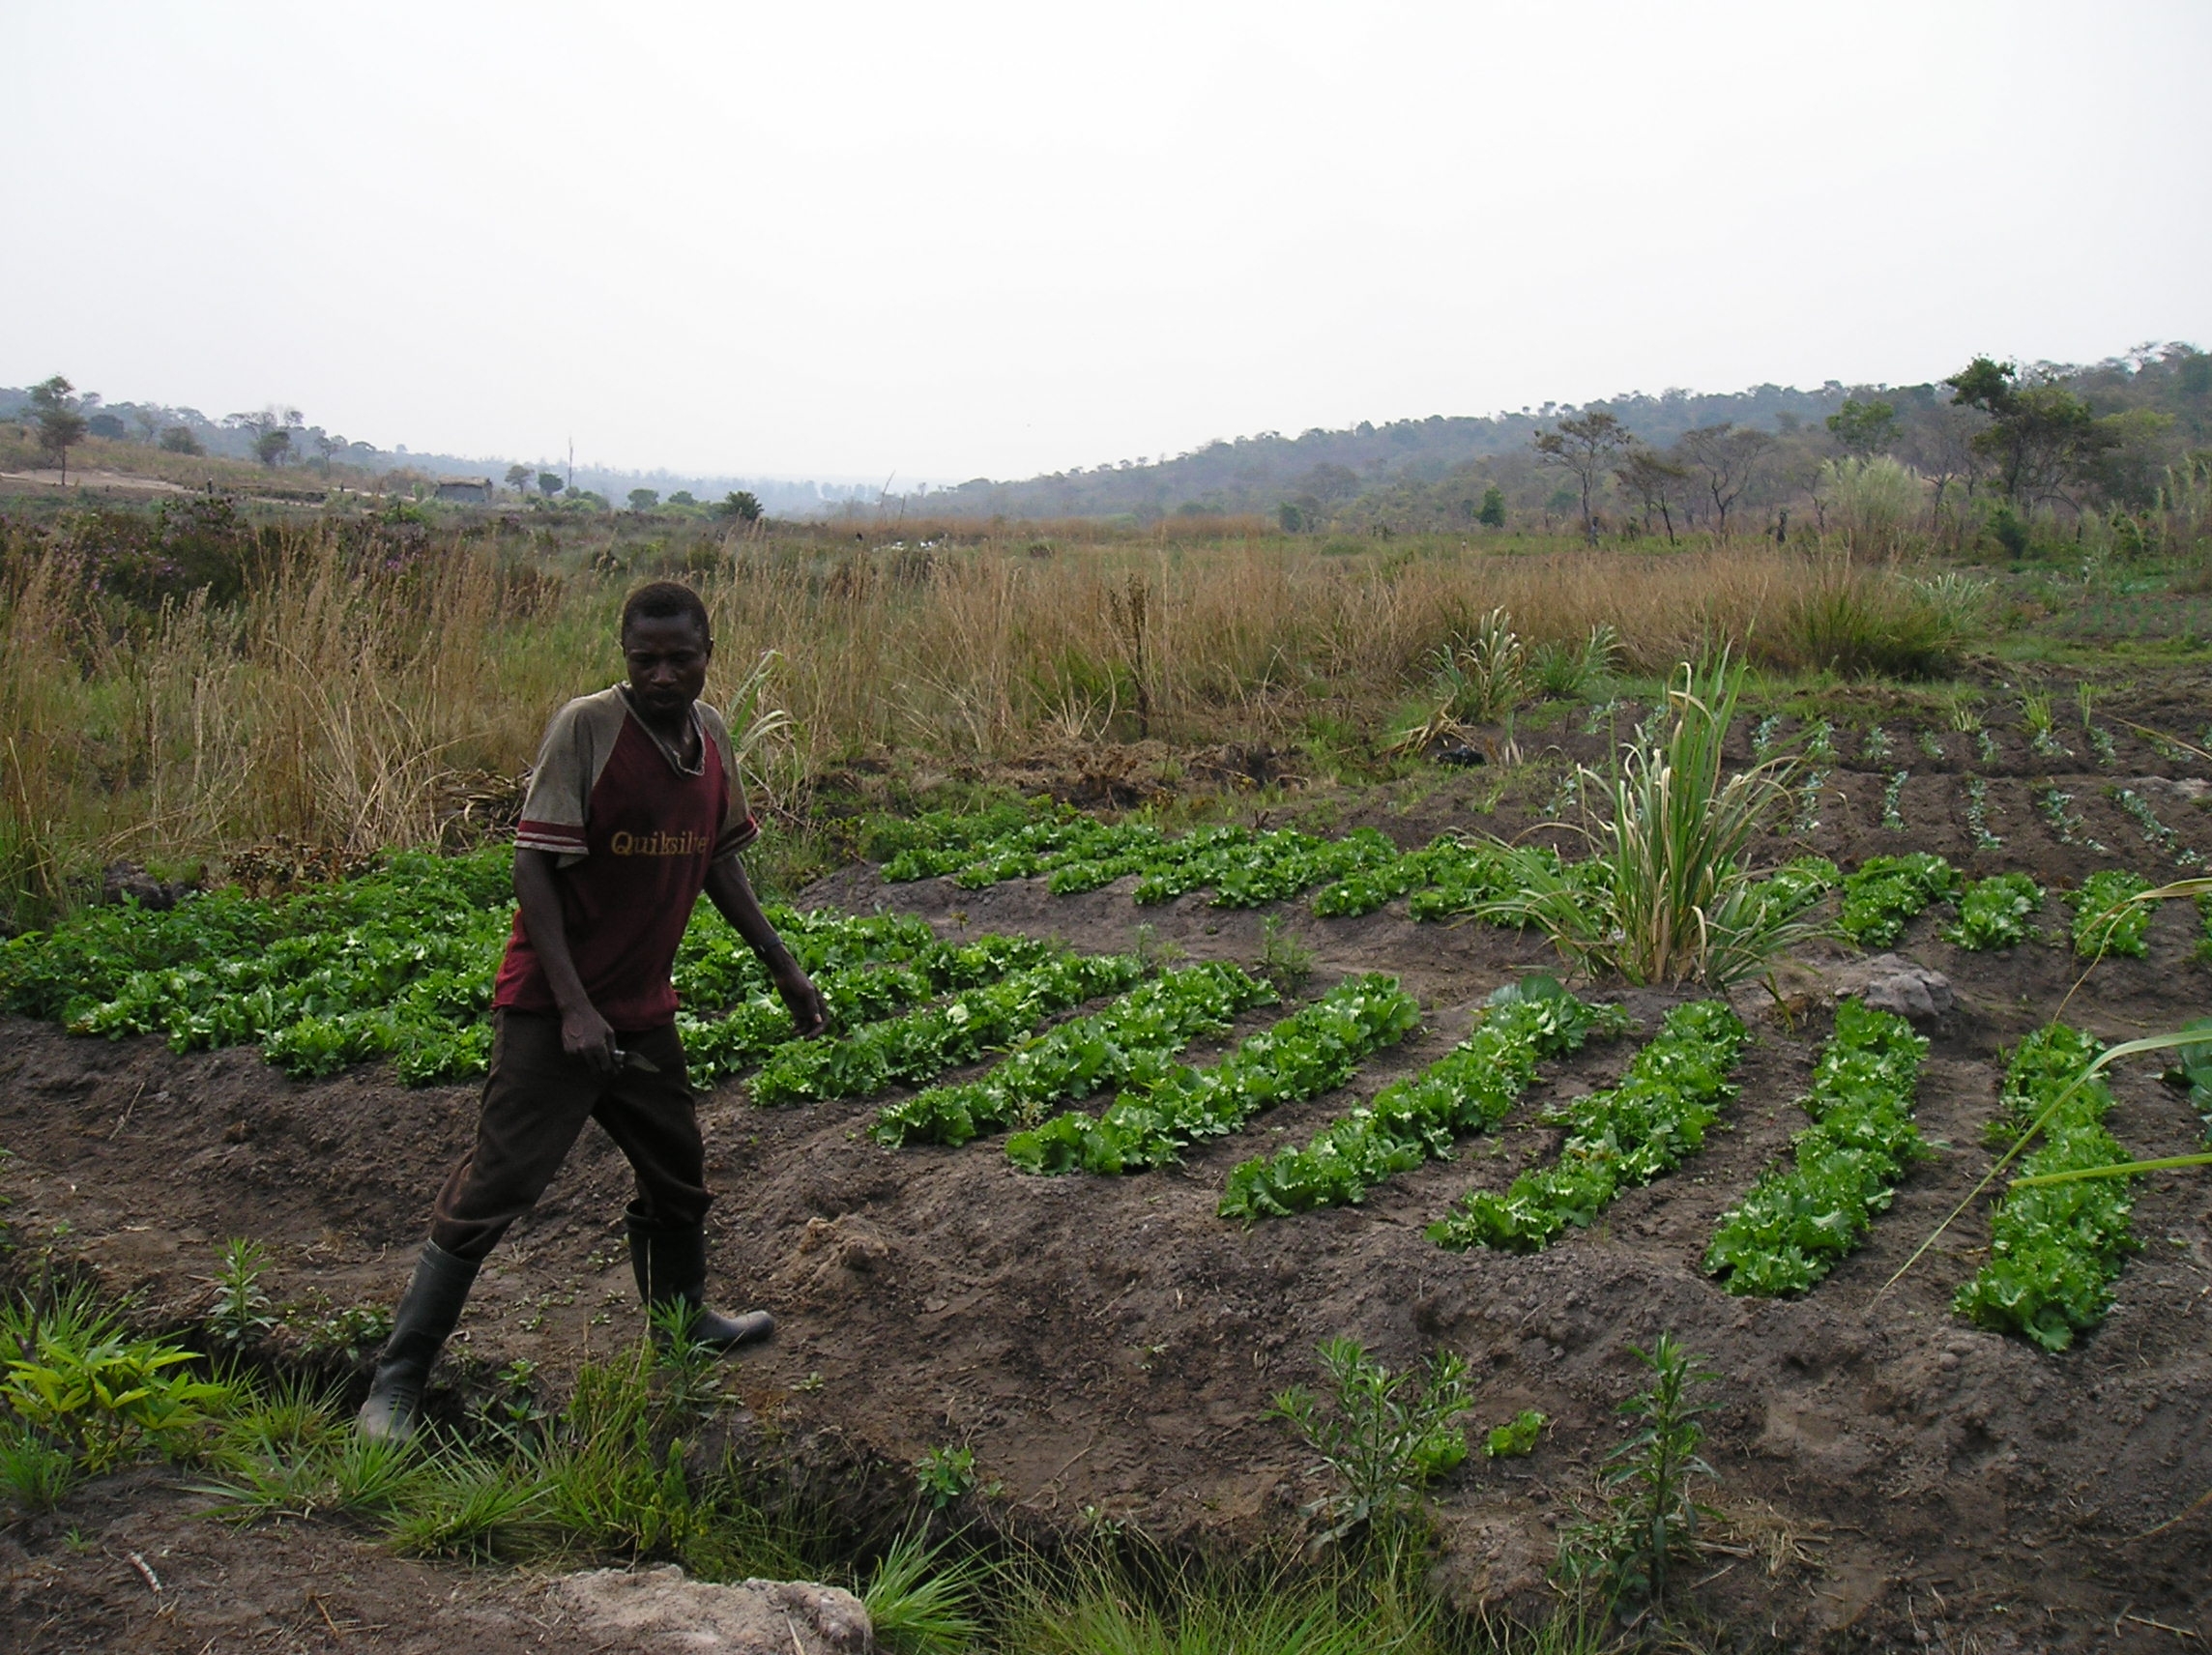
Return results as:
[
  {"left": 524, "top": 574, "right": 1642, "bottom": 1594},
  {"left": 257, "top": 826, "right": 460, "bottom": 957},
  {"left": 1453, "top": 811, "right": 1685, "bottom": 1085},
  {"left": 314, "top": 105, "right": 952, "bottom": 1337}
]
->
[{"left": 775, "top": 967, "right": 830, "bottom": 1039}]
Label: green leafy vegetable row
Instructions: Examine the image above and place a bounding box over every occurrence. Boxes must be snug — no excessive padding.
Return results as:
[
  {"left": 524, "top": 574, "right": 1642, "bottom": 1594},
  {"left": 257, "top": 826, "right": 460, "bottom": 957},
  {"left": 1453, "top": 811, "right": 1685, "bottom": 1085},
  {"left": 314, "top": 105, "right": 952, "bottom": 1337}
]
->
[
  {"left": 1953, "top": 1024, "right": 2139, "bottom": 1351},
  {"left": 1005, "top": 974, "right": 1422, "bottom": 1176},
  {"left": 2070, "top": 869, "right": 2153, "bottom": 959},
  {"left": 1837, "top": 854, "right": 1960, "bottom": 948},
  {"left": 1217, "top": 977, "right": 1630, "bottom": 1221},
  {"left": 1944, "top": 873, "right": 2044, "bottom": 951},
  {"left": 680, "top": 934, "right": 1060, "bottom": 1085},
  {"left": 748, "top": 951, "right": 1147, "bottom": 1107},
  {"left": 870, "top": 961, "right": 1277, "bottom": 1147},
  {"left": 2, "top": 846, "right": 1018, "bottom": 1086},
  {"left": 1427, "top": 1001, "right": 1751, "bottom": 1253},
  {"left": 1703, "top": 1000, "right": 1928, "bottom": 1296}
]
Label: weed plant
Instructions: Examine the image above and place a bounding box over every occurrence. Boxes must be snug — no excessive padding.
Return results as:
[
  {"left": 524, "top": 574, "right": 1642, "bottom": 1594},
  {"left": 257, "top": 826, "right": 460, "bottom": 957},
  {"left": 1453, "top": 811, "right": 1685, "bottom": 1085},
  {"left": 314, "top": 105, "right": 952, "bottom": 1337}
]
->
[
  {"left": 1556, "top": 1334, "right": 1718, "bottom": 1612},
  {"left": 1269, "top": 1338, "right": 1472, "bottom": 1545},
  {"left": 205, "top": 1237, "right": 277, "bottom": 1349}
]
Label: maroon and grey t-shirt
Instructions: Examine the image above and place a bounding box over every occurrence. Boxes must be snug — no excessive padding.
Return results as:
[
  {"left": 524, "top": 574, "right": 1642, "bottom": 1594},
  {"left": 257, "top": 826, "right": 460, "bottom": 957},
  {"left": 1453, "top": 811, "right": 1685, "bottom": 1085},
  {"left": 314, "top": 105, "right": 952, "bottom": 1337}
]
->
[{"left": 493, "top": 685, "right": 758, "bottom": 1031}]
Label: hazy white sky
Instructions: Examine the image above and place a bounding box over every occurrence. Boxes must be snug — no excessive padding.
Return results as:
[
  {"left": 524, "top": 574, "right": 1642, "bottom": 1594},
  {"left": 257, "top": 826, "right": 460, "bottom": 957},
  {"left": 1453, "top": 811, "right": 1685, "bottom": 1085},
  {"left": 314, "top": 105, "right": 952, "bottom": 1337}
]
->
[{"left": 7, "top": 1, "right": 2208, "bottom": 481}]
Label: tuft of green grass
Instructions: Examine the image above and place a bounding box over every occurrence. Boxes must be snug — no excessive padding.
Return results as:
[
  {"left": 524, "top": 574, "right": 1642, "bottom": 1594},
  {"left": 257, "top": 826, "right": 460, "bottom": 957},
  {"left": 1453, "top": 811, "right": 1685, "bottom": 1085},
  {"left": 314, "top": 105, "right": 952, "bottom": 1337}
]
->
[
  {"left": 1480, "top": 656, "right": 1818, "bottom": 987},
  {"left": 863, "top": 1530, "right": 990, "bottom": 1654}
]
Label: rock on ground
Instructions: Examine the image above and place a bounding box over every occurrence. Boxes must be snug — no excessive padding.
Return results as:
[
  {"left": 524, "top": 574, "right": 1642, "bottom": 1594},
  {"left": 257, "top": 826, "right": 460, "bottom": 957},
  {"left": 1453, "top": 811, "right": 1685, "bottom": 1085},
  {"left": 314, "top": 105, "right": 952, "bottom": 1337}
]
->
[
  {"left": 1827, "top": 952, "right": 1954, "bottom": 1021},
  {"left": 547, "top": 1566, "right": 871, "bottom": 1654}
]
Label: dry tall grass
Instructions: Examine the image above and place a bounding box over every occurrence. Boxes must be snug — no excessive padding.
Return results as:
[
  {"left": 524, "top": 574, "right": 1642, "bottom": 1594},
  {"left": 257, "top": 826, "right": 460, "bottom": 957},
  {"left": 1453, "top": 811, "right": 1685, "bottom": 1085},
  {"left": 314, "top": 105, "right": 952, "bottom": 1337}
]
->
[{"left": 0, "top": 519, "right": 1953, "bottom": 921}]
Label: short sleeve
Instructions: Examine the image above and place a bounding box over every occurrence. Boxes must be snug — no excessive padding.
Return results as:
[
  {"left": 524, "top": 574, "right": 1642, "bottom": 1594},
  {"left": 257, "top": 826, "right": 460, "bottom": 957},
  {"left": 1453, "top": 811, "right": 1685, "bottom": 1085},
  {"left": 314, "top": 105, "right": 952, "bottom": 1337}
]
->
[
  {"left": 514, "top": 700, "right": 594, "bottom": 862},
  {"left": 701, "top": 708, "right": 759, "bottom": 860}
]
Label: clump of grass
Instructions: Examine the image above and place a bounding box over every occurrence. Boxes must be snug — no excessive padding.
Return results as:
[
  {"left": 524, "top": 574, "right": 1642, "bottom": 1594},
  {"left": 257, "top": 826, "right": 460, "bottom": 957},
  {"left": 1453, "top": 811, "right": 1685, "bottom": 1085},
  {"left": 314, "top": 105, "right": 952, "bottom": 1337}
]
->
[
  {"left": 1436, "top": 607, "right": 1528, "bottom": 722},
  {"left": 1780, "top": 563, "right": 1960, "bottom": 678},
  {"left": 1484, "top": 656, "right": 1818, "bottom": 987},
  {"left": 862, "top": 1530, "right": 990, "bottom": 1655}
]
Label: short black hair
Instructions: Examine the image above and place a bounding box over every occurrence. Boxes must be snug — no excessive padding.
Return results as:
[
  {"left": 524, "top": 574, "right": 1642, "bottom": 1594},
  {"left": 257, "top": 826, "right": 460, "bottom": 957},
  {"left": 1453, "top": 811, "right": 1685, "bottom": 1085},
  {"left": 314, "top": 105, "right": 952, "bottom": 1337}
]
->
[{"left": 620, "top": 581, "right": 711, "bottom": 641}]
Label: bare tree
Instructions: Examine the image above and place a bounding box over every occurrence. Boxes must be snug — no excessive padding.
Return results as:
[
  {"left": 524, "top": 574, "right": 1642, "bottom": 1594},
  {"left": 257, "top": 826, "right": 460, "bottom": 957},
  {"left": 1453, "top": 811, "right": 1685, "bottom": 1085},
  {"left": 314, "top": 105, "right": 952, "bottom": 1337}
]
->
[
  {"left": 1615, "top": 446, "right": 1690, "bottom": 544},
  {"left": 1532, "top": 409, "right": 1630, "bottom": 543},
  {"left": 1674, "top": 423, "right": 1775, "bottom": 537}
]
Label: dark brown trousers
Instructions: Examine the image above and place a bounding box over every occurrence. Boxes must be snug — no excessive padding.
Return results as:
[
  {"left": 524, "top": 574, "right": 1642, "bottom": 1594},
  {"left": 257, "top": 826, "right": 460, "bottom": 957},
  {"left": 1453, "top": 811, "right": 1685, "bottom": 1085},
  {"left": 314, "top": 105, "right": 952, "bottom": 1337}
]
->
[{"left": 428, "top": 1012, "right": 711, "bottom": 1264}]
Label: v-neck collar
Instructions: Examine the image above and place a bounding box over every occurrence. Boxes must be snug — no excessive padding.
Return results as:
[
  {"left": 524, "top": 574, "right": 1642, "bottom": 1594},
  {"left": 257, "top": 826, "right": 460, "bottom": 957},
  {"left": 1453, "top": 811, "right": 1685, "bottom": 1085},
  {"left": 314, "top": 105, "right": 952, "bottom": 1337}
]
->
[{"left": 616, "top": 684, "right": 706, "bottom": 775}]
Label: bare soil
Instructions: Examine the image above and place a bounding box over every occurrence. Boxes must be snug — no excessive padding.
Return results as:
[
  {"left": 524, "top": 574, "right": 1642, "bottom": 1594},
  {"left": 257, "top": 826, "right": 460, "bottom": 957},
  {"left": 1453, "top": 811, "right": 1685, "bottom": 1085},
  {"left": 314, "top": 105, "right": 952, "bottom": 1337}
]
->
[{"left": 5, "top": 732, "right": 2212, "bottom": 1651}]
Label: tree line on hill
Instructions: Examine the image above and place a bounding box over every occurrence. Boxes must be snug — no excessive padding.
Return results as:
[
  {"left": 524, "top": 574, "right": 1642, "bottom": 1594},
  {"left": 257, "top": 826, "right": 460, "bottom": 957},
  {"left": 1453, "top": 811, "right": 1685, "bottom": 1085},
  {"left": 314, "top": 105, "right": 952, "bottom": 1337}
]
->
[
  {"left": 0, "top": 380, "right": 860, "bottom": 518},
  {"left": 929, "top": 344, "right": 2209, "bottom": 537}
]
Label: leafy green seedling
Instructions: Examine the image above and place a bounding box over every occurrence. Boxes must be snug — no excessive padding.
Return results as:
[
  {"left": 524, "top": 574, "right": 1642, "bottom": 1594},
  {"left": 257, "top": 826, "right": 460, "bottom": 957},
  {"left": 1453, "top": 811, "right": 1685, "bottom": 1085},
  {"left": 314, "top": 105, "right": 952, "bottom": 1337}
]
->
[
  {"left": 206, "top": 1237, "right": 277, "bottom": 1349},
  {"left": 914, "top": 1443, "right": 978, "bottom": 1508},
  {"left": 1485, "top": 1408, "right": 1546, "bottom": 1459}
]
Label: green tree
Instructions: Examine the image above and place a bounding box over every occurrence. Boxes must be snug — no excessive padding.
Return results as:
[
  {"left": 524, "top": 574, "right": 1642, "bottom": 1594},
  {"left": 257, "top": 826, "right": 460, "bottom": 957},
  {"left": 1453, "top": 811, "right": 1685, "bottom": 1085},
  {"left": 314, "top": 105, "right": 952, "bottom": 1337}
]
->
[
  {"left": 504, "top": 462, "right": 533, "bottom": 495},
  {"left": 160, "top": 425, "right": 204, "bottom": 455},
  {"left": 537, "top": 471, "right": 564, "bottom": 498},
  {"left": 29, "top": 375, "right": 90, "bottom": 483},
  {"left": 1476, "top": 482, "right": 1506, "bottom": 528},
  {"left": 627, "top": 487, "right": 659, "bottom": 512},
  {"left": 1531, "top": 409, "right": 1630, "bottom": 543},
  {"left": 226, "top": 406, "right": 302, "bottom": 468},
  {"left": 1825, "top": 397, "right": 1898, "bottom": 456},
  {"left": 1945, "top": 357, "right": 2110, "bottom": 504},
  {"left": 718, "top": 489, "right": 764, "bottom": 522},
  {"left": 667, "top": 489, "right": 697, "bottom": 507},
  {"left": 315, "top": 432, "right": 348, "bottom": 471}
]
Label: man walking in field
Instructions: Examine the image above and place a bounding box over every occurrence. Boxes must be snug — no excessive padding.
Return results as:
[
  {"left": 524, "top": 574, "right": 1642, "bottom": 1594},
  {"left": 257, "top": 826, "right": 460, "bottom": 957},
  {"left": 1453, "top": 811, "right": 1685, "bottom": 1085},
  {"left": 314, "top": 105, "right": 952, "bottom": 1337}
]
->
[{"left": 360, "top": 581, "right": 828, "bottom": 1440}]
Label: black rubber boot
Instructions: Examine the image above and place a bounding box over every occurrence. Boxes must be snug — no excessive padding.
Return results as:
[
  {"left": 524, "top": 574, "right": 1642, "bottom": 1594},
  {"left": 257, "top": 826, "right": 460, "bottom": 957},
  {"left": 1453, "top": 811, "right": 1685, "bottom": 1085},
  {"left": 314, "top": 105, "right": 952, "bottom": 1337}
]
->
[
  {"left": 627, "top": 1210, "right": 774, "bottom": 1350},
  {"left": 357, "top": 1242, "right": 480, "bottom": 1441}
]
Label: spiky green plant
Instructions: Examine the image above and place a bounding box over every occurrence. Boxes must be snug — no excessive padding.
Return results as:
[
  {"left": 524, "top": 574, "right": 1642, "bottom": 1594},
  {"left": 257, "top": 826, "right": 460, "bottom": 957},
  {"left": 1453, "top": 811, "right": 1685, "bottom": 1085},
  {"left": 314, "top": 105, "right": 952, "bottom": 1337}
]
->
[{"left": 1482, "top": 656, "right": 1818, "bottom": 986}]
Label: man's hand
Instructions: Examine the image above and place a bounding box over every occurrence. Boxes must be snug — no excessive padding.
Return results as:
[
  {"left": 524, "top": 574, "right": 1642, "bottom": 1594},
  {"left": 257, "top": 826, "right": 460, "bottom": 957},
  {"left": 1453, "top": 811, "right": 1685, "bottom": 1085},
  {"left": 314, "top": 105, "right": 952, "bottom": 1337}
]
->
[
  {"left": 560, "top": 1002, "right": 620, "bottom": 1072},
  {"left": 705, "top": 855, "right": 830, "bottom": 1039},
  {"left": 774, "top": 966, "right": 830, "bottom": 1040}
]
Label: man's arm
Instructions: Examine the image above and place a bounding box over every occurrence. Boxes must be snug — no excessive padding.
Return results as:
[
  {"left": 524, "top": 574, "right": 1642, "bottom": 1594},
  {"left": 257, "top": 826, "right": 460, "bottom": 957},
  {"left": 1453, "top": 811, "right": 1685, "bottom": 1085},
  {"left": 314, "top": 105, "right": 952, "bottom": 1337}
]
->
[
  {"left": 513, "top": 847, "right": 620, "bottom": 1072},
  {"left": 703, "top": 857, "right": 830, "bottom": 1038}
]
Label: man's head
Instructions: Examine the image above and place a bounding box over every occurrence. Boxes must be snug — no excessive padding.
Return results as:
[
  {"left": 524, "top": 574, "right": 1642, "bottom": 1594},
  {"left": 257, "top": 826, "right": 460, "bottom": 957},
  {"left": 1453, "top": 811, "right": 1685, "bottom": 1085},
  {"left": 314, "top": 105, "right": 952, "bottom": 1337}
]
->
[{"left": 620, "top": 582, "right": 713, "bottom": 721}]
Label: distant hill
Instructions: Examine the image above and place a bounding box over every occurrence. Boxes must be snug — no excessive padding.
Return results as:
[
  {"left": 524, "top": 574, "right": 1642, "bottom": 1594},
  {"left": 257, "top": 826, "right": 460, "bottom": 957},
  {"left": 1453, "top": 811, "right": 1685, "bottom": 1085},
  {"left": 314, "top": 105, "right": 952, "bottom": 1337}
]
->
[
  {"left": 928, "top": 347, "right": 2209, "bottom": 526},
  {"left": 929, "top": 382, "right": 1862, "bottom": 520},
  {"left": 0, "top": 387, "right": 874, "bottom": 518},
  {"left": 10, "top": 344, "right": 2203, "bottom": 524}
]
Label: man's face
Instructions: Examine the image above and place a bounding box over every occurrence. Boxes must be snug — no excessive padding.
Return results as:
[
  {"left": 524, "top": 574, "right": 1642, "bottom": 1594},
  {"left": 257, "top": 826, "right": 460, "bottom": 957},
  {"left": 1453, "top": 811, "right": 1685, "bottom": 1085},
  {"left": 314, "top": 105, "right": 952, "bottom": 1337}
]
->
[{"left": 622, "top": 614, "right": 712, "bottom": 720}]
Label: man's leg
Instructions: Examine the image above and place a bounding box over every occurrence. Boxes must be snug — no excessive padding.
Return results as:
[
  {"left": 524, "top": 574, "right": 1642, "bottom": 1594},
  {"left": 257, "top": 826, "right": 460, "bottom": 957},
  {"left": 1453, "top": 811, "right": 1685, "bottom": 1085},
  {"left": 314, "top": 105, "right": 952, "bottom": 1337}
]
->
[
  {"left": 593, "top": 1022, "right": 773, "bottom": 1350},
  {"left": 360, "top": 1012, "right": 604, "bottom": 1439}
]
